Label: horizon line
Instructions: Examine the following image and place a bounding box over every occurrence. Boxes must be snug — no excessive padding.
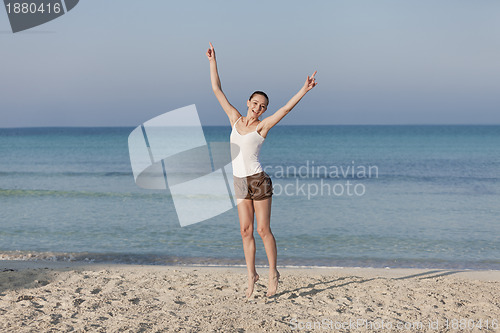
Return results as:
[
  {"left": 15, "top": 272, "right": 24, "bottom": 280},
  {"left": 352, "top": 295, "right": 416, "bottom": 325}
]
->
[{"left": 2, "top": 123, "right": 500, "bottom": 129}]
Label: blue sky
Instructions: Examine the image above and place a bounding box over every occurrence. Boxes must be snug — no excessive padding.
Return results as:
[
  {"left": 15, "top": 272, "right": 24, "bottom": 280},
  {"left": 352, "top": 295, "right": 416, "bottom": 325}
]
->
[{"left": 1, "top": 0, "right": 499, "bottom": 127}]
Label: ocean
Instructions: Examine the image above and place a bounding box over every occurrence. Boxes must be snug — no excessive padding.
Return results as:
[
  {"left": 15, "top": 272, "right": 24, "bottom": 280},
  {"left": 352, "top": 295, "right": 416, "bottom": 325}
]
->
[{"left": 1, "top": 125, "right": 499, "bottom": 269}]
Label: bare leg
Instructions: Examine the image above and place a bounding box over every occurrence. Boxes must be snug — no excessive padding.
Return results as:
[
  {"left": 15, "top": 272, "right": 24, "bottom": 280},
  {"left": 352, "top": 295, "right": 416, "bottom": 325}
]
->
[
  {"left": 254, "top": 197, "right": 280, "bottom": 296},
  {"left": 237, "top": 199, "right": 259, "bottom": 298}
]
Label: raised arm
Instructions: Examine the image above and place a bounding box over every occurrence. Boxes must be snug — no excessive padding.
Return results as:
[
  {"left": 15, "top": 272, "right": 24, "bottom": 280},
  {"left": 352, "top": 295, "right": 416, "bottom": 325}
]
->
[
  {"left": 259, "top": 71, "right": 318, "bottom": 137},
  {"left": 206, "top": 42, "right": 241, "bottom": 125}
]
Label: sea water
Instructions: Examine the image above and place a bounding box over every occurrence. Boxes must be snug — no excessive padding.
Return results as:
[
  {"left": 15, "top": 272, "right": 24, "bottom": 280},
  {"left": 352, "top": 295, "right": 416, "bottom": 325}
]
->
[{"left": 1, "top": 125, "right": 499, "bottom": 269}]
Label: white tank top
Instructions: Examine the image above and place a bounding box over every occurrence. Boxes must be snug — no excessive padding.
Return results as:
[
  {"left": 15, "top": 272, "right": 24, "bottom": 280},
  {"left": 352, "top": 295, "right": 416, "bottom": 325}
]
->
[{"left": 230, "top": 117, "right": 265, "bottom": 177}]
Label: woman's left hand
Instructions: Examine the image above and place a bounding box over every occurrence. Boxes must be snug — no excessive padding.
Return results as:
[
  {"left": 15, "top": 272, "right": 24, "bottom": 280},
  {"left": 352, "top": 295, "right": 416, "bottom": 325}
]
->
[{"left": 303, "top": 71, "right": 318, "bottom": 92}]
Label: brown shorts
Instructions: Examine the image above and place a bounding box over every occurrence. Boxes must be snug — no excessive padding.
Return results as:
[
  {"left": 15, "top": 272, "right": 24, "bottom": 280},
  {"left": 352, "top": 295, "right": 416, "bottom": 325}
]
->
[{"left": 233, "top": 172, "right": 273, "bottom": 201}]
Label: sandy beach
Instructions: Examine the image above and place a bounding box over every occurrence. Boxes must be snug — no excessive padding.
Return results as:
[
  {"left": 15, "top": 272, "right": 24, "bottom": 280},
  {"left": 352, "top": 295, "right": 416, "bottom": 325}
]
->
[{"left": 0, "top": 261, "right": 499, "bottom": 332}]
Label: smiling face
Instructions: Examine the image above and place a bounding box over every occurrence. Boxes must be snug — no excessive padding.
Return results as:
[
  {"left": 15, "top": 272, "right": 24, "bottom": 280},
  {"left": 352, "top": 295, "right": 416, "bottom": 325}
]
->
[{"left": 246, "top": 93, "right": 268, "bottom": 119}]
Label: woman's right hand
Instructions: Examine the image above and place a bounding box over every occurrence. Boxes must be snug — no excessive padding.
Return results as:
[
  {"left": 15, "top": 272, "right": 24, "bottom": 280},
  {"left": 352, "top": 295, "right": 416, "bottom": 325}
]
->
[{"left": 206, "top": 42, "right": 216, "bottom": 62}]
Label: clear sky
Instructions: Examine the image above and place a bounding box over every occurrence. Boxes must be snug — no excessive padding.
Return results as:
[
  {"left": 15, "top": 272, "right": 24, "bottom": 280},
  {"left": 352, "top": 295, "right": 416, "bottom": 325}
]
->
[{"left": 1, "top": 0, "right": 499, "bottom": 127}]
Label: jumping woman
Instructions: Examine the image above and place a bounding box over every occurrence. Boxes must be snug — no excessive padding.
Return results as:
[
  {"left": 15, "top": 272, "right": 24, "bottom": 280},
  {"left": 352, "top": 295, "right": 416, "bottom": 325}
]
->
[{"left": 206, "top": 42, "right": 317, "bottom": 298}]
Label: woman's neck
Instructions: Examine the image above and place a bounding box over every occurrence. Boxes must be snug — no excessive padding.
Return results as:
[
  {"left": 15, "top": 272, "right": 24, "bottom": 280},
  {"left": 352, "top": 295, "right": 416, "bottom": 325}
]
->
[{"left": 243, "top": 117, "right": 259, "bottom": 127}]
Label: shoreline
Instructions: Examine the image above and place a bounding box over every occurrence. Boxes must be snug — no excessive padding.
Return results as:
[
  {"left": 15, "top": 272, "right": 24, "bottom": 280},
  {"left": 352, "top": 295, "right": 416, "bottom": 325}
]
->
[
  {"left": 2, "top": 260, "right": 500, "bottom": 281},
  {"left": 1, "top": 251, "right": 499, "bottom": 271}
]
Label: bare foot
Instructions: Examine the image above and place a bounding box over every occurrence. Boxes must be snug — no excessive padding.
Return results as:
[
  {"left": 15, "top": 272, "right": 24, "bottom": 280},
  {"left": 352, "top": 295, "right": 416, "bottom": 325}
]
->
[
  {"left": 266, "top": 269, "right": 280, "bottom": 297},
  {"left": 246, "top": 273, "right": 259, "bottom": 298}
]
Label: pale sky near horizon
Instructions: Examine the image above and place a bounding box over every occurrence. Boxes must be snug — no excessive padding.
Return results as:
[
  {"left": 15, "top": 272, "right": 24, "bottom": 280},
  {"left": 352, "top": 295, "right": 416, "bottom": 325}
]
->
[{"left": 1, "top": 0, "right": 499, "bottom": 127}]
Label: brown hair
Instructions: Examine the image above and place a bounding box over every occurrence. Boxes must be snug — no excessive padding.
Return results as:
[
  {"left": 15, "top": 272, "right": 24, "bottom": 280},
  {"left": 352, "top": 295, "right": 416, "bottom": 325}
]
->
[{"left": 249, "top": 91, "right": 269, "bottom": 106}]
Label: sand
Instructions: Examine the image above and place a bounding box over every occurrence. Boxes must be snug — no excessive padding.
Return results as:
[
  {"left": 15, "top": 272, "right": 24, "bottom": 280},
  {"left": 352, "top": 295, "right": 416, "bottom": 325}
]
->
[{"left": 0, "top": 261, "right": 499, "bottom": 332}]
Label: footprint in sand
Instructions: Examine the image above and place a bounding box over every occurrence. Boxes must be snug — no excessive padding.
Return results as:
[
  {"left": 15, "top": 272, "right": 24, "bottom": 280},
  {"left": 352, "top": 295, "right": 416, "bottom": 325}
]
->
[
  {"left": 90, "top": 288, "right": 101, "bottom": 295},
  {"left": 129, "top": 298, "right": 140, "bottom": 305},
  {"left": 73, "top": 298, "right": 85, "bottom": 307}
]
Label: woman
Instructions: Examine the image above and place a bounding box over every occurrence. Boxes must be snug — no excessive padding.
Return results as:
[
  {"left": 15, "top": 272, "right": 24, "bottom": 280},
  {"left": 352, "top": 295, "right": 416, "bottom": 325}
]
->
[{"left": 206, "top": 42, "right": 317, "bottom": 298}]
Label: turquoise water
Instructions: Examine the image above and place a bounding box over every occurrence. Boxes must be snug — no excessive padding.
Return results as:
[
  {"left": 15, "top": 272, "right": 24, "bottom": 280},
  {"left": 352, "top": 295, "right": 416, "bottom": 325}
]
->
[{"left": 1, "top": 126, "right": 499, "bottom": 269}]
